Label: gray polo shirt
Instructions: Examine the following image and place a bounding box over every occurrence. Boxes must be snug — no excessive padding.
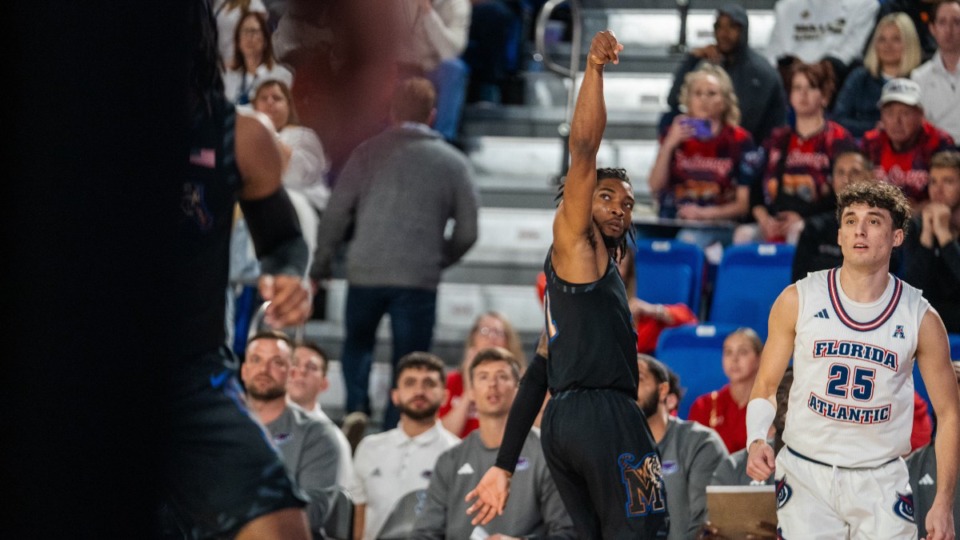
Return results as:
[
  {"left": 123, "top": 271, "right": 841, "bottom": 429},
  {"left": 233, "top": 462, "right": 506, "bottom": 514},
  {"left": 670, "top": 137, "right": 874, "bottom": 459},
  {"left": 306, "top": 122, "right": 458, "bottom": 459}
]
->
[
  {"left": 411, "top": 430, "right": 576, "bottom": 539},
  {"left": 658, "top": 416, "right": 729, "bottom": 540}
]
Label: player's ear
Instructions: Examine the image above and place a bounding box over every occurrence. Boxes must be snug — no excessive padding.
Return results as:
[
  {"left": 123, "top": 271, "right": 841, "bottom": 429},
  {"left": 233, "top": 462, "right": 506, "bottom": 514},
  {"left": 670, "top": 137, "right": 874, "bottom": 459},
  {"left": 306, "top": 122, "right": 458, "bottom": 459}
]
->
[
  {"left": 892, "top": 227, "right": 904, "bottom": 247},
  {"left": 391, "top": 387, "right": 401, "bottom": 407}
]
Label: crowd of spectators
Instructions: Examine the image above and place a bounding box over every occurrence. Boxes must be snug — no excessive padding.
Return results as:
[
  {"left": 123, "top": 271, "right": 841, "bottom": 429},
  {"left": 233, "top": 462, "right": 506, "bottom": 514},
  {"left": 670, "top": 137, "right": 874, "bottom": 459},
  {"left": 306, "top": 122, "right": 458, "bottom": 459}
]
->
[{"left": 208, "top": 1, "right": 960, "bottom": 538}]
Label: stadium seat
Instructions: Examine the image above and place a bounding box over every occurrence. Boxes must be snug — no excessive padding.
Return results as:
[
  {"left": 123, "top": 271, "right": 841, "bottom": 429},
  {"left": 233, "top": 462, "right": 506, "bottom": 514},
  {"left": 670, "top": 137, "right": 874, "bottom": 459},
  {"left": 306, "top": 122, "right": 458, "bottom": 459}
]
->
[
  {"left": 708, "top": 243, "right": 796, "bottom": 340},
  {"left": 654, "top": 323, "right": 741, "bottom": 419},
  {"left": 377, "top": 489, "right": 427, "bottom": 540},
  {"left": 635, "top": 239, "right": 706, "bottom": 315},
  {"left": 950, "top": 333, "right": 960, "bottom": 360},
  {"left": 322, "top": 486, "right": 355, "bottom": 540}
]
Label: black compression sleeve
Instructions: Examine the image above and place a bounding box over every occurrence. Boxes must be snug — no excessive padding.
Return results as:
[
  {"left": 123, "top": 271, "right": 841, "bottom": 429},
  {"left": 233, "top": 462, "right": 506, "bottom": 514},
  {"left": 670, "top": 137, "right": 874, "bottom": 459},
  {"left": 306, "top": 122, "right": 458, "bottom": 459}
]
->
[
  {"left": 240, "top": 189, "right": 308, "bottom": 276},
  {"left": 495, "top": 353, "right": 548, "bottom": 473}
]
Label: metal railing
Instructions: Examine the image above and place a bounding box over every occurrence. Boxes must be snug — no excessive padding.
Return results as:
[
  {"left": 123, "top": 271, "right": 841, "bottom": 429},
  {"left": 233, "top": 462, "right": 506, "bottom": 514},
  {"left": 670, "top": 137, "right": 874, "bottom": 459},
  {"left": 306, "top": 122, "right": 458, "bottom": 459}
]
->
[{"left": 533, "top": 0, "right": 582, "bottom": 184}]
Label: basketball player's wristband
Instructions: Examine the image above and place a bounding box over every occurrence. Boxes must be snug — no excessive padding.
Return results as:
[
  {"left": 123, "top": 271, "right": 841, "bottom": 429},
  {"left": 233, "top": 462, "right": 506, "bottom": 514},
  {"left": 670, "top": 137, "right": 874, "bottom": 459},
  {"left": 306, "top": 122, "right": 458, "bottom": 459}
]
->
[
  {"left": 745, "top": 398, "right": 776, "bottom": 449},
  {"left": 495, "top": 353, "right": 548, "bottom": 474},
  {"left": 240, "top": 188, "right": 308, "bottom": 276}
]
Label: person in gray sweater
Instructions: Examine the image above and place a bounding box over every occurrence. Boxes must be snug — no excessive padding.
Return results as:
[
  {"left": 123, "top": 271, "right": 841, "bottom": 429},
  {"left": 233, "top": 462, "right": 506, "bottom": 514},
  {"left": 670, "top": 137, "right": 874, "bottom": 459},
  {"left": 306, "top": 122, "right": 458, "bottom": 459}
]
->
[
  {"left": 309, "top": 77, "right": 479, "bottom": 430},
  {"left": 241, "top": 331, "right": 343, "bottom": 532},
  {"left": 638, "top": 355, "right": 729, "bottom": 540},
  {"left": 411, "top": 348, "right": 576, "bottom": 539}
]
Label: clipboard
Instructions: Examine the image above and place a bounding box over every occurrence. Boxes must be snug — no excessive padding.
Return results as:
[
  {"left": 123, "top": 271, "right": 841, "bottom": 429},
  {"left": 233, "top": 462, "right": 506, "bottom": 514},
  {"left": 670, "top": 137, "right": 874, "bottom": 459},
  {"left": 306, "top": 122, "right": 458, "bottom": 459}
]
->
[{"left": 705, "top": 485, "right": 777, "bottom": 539}]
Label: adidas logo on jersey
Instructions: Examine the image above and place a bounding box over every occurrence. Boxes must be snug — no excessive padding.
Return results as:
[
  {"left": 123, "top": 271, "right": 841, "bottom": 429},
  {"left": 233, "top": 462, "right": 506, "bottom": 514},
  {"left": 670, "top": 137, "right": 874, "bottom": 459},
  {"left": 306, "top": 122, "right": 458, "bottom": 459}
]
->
[
  {"left": 814, "top": 308, "right": 830, "bottom": 319},
  {"left": 919, "top": 474, "right": 935, "bottom": 486},
  {"left": 458, "top": 463, "right": 475, "bottom": 475}
]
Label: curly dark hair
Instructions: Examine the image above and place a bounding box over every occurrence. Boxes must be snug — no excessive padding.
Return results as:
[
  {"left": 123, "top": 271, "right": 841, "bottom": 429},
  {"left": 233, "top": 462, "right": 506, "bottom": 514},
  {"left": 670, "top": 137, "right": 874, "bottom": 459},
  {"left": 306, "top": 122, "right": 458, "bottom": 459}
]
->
[
  {"left": 555, "top": 168, "right": 635, "bottom": 262},
  {"left": 835, "top": 181, "right": 911, "bottom": 231}
]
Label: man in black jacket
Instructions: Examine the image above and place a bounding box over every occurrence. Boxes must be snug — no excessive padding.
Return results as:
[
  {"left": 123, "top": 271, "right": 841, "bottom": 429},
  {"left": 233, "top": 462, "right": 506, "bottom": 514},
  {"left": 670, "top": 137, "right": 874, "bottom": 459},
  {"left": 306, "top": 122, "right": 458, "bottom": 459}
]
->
[{"left": 660, "top": 3, "right": 786, "bottom": 144}]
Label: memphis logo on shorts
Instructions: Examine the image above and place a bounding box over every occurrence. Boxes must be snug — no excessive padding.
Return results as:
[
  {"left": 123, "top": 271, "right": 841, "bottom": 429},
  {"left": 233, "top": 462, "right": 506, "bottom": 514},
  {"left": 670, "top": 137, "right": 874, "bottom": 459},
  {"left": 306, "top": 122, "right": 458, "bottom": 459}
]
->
[
  {"left": 893, "top": 492, "right": 915, "bottom": 523},
  {"left": 618, "top": 452, "right": 666, "bottom": 517},
  {"left": 776, "top": 476, "right": 792, "bottom": 509}
]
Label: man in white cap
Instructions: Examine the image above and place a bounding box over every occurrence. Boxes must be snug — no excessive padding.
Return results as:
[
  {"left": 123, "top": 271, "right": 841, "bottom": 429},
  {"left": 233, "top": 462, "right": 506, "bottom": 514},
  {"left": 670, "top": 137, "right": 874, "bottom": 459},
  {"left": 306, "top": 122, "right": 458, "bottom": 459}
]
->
[{"left": 860, "top": 78, "right": 955, "bottom": 207}]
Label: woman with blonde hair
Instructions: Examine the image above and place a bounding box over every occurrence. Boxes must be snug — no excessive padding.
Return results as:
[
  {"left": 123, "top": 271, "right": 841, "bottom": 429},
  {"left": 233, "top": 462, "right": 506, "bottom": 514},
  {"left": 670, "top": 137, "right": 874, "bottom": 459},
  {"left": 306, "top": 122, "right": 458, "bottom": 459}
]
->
[
  {"left": 832, "top": 12, "right": 922, "bottom": 137},
  {"left": 439, "top": 312, "right": 526, "bottom": 437},
  {"left": 648, "top": 63, "right": 757, "bottom": 253}
]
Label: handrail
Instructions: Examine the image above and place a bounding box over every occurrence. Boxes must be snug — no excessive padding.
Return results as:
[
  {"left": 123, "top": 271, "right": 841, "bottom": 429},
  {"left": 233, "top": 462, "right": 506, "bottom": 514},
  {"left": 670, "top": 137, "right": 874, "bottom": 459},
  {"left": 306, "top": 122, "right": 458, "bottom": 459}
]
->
[
  {"left": 248, "top": 300, "right": 305, "bottom": 343},
  {"left": 533, "top": 0, "right": 582, "bottom": 183}
]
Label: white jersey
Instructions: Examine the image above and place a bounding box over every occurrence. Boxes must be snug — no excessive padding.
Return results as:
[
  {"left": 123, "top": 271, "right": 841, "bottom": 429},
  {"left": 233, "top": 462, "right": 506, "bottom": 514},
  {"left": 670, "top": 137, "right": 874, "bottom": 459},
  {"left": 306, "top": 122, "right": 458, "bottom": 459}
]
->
[{"left": 785, "top": 268, "right": 928, "bottom": 467}]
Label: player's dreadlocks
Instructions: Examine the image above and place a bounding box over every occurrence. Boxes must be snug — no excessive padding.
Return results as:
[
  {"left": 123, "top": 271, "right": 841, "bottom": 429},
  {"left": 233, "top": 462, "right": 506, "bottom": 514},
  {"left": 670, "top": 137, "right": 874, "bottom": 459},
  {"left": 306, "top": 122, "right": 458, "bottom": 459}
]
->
[{"left": 555, "top": 167, "right": 635, "bottom": 263}]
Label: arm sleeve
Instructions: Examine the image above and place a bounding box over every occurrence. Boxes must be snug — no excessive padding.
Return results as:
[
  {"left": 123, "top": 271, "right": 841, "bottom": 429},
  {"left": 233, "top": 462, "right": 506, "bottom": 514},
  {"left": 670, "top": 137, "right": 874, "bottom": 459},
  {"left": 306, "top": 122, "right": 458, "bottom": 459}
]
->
[
  {"left": 685, "top": 430, "right": 729, "bottom": 538},
  {"left": 309, "top": 148, "right": 365, "bottom": 280},
  {"left": 441, "top": 163, "right": 479, "bottom": 268},
  {"left": 409, "top": 451, "right": 453, "bottom": 540},
  {"left": 421, "top": 0, "right": 471, "bottom": 59},
  {"left": 495, "top": 353, "right": 548, "bottom": 473},
  {"left": 300, "top": 423, "right": 343, "bottom": 529},
  {"left": 239, "top": 188, "right": 308, "bottom": 276}
]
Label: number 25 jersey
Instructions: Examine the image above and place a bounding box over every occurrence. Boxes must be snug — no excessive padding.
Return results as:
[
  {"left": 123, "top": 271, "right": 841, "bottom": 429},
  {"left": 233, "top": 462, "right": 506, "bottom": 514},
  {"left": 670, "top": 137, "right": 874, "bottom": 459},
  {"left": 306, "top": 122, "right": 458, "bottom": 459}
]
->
[{"left": 786, "top": 268, "right": 929, "bottom": 468}]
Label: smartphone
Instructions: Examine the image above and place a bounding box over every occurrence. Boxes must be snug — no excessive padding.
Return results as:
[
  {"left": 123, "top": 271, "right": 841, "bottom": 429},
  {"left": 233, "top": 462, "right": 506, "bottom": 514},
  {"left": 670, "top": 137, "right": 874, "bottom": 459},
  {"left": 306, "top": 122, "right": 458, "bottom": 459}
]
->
[{"left": 682, "top": 117, "right": 712, "bottom": 140}]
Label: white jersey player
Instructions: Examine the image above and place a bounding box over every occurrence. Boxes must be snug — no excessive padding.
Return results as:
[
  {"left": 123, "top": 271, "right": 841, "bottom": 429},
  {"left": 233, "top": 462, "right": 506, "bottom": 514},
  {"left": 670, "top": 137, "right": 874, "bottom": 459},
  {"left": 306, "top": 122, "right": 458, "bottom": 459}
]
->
[{"left": 745, "top": 182, "right": 960, "bottom": 540}]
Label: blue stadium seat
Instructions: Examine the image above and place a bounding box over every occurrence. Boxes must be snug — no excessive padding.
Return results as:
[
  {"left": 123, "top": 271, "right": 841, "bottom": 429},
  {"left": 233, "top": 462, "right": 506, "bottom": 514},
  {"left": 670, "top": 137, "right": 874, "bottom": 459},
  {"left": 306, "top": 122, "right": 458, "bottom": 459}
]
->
[
  {"left": 654, "top": 323, "right": 741, "bottom": 419},
  {"left": 914, "top": 333, "right": 960, "bottom": 413},
  {"left": 708, "top": 243, "right": 796, "bottom": 340},
  {"left": 635, "top": 239, "right": 705, "bottom": 315}
]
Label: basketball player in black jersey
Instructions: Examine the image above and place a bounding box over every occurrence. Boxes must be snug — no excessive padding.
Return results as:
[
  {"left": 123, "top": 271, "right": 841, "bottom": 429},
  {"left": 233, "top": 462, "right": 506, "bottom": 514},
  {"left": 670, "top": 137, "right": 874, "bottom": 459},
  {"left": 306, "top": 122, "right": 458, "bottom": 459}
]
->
[
  {"left": 465, "top": 31, "right": 669, "bottom": 539},
  {"left": 161, "top": 2, "right": 314, "bottom": 538}
]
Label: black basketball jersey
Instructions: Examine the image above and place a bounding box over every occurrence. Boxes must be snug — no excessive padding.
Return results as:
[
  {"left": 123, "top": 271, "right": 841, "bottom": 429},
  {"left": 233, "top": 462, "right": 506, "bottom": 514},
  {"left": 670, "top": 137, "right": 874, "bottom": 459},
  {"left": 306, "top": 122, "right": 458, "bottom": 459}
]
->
[
  {"left": 543, "top": 248, "right": 639, "bottom": 396},
  {"left": 175, "top": 94, "right": 241, "bottom": 357}
]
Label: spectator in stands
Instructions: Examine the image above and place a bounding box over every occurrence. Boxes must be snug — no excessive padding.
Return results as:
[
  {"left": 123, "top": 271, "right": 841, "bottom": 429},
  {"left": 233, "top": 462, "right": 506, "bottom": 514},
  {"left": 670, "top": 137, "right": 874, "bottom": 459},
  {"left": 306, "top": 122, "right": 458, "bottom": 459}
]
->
[
  {"left": 711, "top": 366, "right": 793, "bottom": 487},
  {"left": 861, "top": 78, "right": 955, "bottom": 206},
  {"left": 241, "top": 331, "right": 343, "bottom": 530},
  {"left": 736, "top": 62, "right": 856, "bottom": 245},
  {"left": 637, "top": 355, "right": 728, "bottom": 540},
  {"left": 309, "top": 78, "right": 479, "bottom": 430},
  {"left": 223, "top": 11, "right": 293, "bottom": 105},
  {"left": 463, "top": 0, "right": 525, "bottom": 105},
  {"left": 252, "top": 79, "right": 330, "bottom": 216},
  {"left": 440, "top": 311, "right": 526, "bottom": 438},
  {"left": 411, "top": 348, "right": 576, "bottom": 539},
  {"left": 906, "top": 360, "right": 960, "bottom": 539},
  {"left": 663, "top": 3, "right": 786, "bottom": 145},
  {"left": 791, "top": 150, "right": 874, "bottom": 281},
  {"left": 879, "top": 0, "right": 940, "bottom": 61},
  {"left": 903, "top": 150, "right": 960, "bottom": 334},
  {"left": 687, "top": 327, "right": 762, "bottom": 454},
  {"left": 648, "top": 63, "right": 756, "bottom": 256},
  {"left": 214, "top": 0, "right": 268, "bottom": 69},
  {"left": 285, "top": 340, "right": 354, "bottom": 487},
  {"left": 833, "top": 12, "right": 923, "bottom": 138},
  {"left": 765, "top": 0, "right": 880, "bottom": 92},
  {"left": 397, "top": 0, "right": 471, "bottom": 143},
  {"left": 912, "top": 0, "right": 960, "bottom": 142},
  {"left": 351, "top": 352, "right": 460, "bottom": 540}
]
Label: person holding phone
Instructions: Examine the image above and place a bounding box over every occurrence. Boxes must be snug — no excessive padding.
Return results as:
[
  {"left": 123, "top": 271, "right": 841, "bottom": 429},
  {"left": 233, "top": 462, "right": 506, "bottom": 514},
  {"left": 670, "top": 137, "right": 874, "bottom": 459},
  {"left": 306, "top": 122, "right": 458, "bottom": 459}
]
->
[
  {"left": 648, "top": 63, "right": 756, "bottom": 255},
  {"left": 734, "top": 61, "right": 856, "bottom": 245}
]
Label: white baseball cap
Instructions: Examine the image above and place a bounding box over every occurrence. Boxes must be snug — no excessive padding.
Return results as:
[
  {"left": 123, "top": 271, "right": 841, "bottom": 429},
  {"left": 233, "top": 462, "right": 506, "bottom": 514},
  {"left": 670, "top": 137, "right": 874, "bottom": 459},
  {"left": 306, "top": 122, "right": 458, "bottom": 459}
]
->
[{"left": 877, "top": 78, "right": 922, "bottom": 108}]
